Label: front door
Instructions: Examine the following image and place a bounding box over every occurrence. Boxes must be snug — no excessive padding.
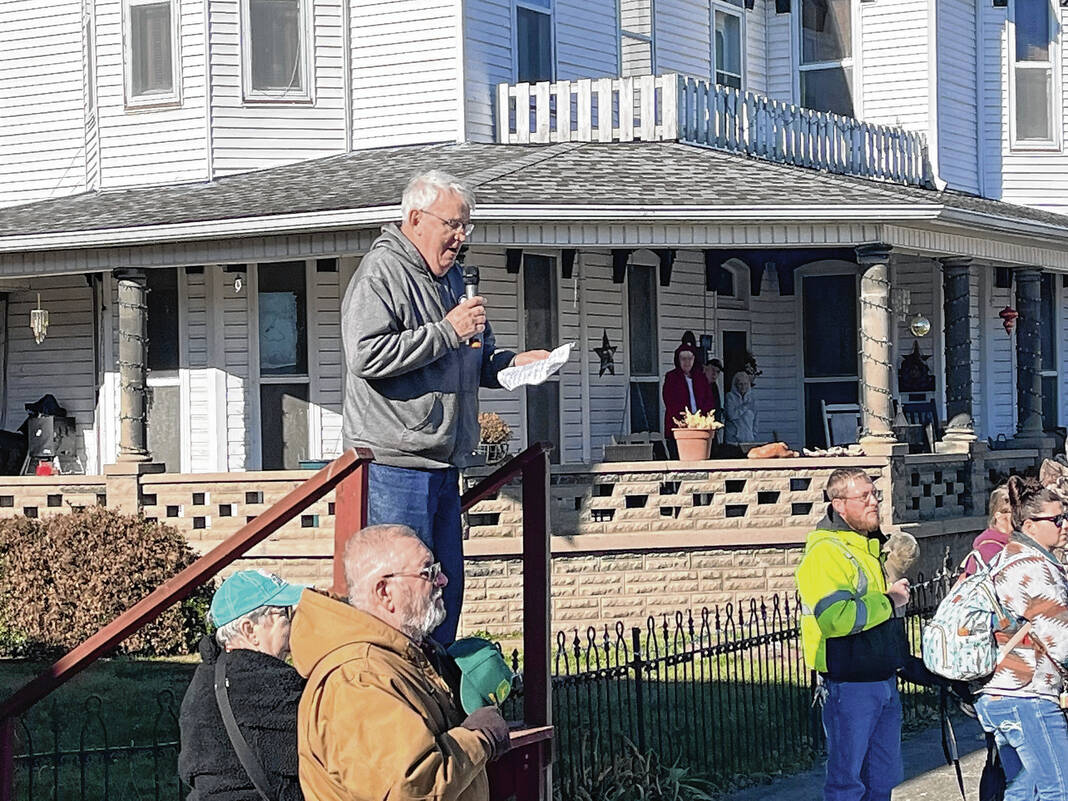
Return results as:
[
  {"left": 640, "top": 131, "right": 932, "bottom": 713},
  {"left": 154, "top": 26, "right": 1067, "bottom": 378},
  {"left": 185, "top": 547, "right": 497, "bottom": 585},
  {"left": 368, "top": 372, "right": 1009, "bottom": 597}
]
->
[
  {"left": 146, "top": 269, "right": 182, "bottom": 472},
  {"left": 802, "top": 273, "right": 859, "bottom": 448}
]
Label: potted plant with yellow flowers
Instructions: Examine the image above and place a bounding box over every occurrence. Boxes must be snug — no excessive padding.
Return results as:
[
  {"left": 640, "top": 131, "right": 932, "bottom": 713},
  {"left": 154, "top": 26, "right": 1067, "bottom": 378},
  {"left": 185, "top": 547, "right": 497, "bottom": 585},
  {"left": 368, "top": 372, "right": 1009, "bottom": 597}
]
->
[{"left": 672, "top": 408, "right": 724, "bottom": 461}]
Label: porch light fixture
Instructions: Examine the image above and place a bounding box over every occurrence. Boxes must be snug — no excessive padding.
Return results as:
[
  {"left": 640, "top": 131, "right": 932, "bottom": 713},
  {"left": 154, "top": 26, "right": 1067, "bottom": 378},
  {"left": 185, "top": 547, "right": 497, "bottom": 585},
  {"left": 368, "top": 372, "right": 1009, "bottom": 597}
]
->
[
  {"left": 29, "top": 293, "right": 48, "bottom": 344},
  {"left": 908, "top": 313, "right": 931, "bottom": 338}
]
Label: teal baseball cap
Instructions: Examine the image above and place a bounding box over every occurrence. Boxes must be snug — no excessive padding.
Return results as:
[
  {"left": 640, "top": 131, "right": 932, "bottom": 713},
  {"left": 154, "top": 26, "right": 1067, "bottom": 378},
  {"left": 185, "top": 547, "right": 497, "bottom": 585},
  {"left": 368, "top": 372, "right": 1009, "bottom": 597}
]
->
[
  {"left": 447, "top": 637, "right": 515, "bottom": 715},
  {"left": 209, "top": 570, "right": 306, "bottom": 627}
]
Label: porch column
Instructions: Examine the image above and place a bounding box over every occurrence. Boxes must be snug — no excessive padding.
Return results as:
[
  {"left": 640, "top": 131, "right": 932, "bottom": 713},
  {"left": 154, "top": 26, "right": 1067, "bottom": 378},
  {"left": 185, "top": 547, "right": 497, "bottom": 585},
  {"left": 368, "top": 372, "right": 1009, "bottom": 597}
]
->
[
  {"left": 114, "top": 268, "right": 150, "bottom": 462},
  {"left": 856, "top": 244, "right": 896, "bottom": 443},
  {"left": 940, "top": 257, "right": 976, "bottom": 441},
  {"left": 1014, "top": 265, "right": 1045, "bottom": 440}
]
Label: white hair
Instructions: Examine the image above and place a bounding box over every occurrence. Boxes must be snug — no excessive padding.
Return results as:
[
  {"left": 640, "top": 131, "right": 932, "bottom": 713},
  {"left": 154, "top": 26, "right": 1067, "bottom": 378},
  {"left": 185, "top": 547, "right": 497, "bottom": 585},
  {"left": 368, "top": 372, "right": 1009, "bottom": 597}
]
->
[
  {"left": 344, "top": 524, "right": 424, "bottom": 610},
  {"left": 400, "top": 170, "right": 475, "bottom": 220},
  {"left": 213, "top": 604, "right": 272, "bottom": 647}
]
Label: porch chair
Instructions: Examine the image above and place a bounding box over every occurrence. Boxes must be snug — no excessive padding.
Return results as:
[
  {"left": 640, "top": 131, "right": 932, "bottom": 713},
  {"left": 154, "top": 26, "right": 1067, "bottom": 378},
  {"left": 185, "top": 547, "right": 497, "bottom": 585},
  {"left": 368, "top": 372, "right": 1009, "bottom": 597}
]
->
[
  {"left": 901, "top": 400, "right": 940, "bottom": 454},
  {"left": 821, "top": 401, "right": 862, "bottom": 447}
]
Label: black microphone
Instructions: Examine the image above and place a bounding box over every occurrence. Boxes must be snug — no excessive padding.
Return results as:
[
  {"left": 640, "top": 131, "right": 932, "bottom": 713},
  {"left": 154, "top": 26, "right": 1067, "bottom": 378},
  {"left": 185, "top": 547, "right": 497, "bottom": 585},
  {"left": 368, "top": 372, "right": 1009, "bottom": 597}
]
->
[{"left": 462, "top": 263, "right": 481, "bottom": 349}]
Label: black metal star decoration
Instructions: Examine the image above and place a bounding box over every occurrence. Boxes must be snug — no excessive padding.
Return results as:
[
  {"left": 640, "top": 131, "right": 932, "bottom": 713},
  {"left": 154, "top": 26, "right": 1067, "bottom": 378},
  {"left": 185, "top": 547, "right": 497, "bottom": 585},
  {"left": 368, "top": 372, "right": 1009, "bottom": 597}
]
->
[{"left": 593, "top": 329, "right": 618, "bottom": 376}]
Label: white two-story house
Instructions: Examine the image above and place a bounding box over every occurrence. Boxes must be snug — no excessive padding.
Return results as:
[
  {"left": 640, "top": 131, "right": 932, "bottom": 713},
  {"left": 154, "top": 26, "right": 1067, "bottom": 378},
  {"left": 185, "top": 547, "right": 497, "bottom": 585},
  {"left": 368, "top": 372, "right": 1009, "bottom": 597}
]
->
[{"left": 0, "top": 0, "right": 1066, "bottom": 489}]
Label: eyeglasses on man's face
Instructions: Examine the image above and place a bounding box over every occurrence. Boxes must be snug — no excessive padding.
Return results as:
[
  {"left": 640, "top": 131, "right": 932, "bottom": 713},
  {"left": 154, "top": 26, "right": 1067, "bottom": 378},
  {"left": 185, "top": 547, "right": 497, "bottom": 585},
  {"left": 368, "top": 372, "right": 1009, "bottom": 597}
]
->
[
  {"left": 420, "top": 209, "right": 474, "bottom": 237},
  {"left": 840, "top": 488, "right": 883, "bottom": 504},
  {"left": 382, "top": 561, "right": 444, "bottom": 584}
]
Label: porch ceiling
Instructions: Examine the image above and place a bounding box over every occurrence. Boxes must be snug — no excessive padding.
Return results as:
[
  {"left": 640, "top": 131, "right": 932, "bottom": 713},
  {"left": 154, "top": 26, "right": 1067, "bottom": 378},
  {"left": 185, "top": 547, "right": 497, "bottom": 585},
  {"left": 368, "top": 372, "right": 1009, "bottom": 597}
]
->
[{"left": 1, "top": 141, "right": 1068, "bottom": 272}]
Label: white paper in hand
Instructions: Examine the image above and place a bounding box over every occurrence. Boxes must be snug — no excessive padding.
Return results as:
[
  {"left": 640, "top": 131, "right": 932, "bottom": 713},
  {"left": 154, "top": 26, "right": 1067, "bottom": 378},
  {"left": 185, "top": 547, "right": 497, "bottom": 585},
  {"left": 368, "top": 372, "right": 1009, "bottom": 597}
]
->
[{"left": 497, "top": 343, "right": 573, "bottom": 391}]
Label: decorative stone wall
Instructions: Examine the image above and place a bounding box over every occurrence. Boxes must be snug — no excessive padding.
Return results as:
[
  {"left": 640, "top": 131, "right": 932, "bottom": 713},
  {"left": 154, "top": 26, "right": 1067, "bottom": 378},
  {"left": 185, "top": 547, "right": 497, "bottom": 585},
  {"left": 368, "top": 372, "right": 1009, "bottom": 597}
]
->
[
  {"left": 458, "top": 530, "right": 974, "bottom": 635},
  {"left": 0, "top": 476, "right": 107, "bottom": 518}
]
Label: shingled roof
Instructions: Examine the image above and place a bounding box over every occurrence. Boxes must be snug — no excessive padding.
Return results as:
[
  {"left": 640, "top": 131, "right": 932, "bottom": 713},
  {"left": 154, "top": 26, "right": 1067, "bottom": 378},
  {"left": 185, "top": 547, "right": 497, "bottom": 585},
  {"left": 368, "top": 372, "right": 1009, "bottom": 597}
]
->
[{"left": 1, "top": 140, "right": 1066, "bottom": 243}]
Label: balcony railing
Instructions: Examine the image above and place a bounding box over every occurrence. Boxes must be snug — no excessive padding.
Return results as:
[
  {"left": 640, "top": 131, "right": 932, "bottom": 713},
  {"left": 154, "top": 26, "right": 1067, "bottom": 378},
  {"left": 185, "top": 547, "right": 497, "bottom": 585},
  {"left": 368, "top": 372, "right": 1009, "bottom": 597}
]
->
[{"left": 496, "top": 73, "right": 934, "bottom": 188}]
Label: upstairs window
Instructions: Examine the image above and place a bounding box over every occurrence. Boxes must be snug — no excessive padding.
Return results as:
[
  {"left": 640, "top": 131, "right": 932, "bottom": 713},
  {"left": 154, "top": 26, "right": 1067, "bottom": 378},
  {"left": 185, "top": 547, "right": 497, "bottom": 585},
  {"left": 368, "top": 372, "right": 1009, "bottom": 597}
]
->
[
  {"left": 1011, "top": 0, "right": 1059, "bottom": 148},
  {"left": 620, "top": 0, "right": 654, "bottom": 77},
  {"left": 713, "top": 7, "right": 743, "bottom": 89},
  {"left": 516, "top": 0, "right": 553, "bottom": 83},
  {"left": 125, "top": 0, "right": 178, "bottom": 105},
  {"left": 244, "top": 0, "right": 310, "bottom": 100},
  {"left": 799, "top": 0, "right": 854, "bottom": 116}
]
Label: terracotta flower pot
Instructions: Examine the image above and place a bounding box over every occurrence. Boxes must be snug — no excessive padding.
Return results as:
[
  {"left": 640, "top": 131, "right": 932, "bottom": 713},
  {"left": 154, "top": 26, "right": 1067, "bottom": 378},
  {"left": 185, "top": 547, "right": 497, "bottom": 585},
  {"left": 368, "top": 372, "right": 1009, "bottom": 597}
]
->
[{"left": 673, "top": 428, "right": 712, "bottom": 461}]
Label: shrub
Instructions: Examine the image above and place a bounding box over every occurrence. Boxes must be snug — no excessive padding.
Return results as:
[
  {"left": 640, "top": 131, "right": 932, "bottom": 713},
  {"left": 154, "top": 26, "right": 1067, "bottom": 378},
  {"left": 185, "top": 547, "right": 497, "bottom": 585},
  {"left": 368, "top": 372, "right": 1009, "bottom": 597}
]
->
[
  {"left": 478, "top": 412, "right": 511, "bottom": 444},
  {"left": 558, "top": 741, "right": 717, "bottom": 801},
  {"left": 0, "top": 508, "right": 211, "bottom": 658}
]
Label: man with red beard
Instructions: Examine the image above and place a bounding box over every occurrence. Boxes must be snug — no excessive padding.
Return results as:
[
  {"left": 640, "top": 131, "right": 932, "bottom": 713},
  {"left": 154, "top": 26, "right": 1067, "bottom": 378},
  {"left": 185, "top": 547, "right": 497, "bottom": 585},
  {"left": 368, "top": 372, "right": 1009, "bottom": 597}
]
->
[
  {"left": 291, "top": 524, "right": 510, "bottom": 801},
  {"left": 341, "top": 171, "right": 548, "bottom": 645}
]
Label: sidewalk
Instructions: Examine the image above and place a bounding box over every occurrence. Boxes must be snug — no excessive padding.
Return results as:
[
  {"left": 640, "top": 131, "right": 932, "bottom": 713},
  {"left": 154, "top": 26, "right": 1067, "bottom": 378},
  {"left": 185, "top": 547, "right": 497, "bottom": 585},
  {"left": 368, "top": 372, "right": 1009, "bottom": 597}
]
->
[{"left": 721, "top": 717, "right": 987, "bottom": 801}]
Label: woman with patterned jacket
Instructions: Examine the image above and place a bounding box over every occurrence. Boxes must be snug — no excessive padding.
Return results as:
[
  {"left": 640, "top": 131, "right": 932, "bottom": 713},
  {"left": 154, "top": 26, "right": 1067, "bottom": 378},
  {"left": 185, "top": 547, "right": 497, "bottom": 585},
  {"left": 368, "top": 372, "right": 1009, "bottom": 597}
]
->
[{"left": 975, "top": 475, "right": 1068, "bottom": 801}]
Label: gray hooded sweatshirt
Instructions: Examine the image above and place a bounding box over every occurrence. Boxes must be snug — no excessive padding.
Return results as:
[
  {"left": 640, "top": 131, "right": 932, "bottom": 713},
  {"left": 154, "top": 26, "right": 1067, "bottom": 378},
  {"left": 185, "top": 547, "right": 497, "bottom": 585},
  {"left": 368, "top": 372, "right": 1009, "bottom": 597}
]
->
[{"left": 341, "top": 225, "right": 514, "bottom": 469}]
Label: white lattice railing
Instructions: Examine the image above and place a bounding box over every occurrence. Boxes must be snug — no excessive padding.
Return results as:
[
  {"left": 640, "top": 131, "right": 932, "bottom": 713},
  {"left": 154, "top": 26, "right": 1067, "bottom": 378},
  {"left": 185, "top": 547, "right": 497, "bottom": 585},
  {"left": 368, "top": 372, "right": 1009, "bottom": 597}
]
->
[{"left": 496, "top": 73, "right": 934, "bottom": 188}]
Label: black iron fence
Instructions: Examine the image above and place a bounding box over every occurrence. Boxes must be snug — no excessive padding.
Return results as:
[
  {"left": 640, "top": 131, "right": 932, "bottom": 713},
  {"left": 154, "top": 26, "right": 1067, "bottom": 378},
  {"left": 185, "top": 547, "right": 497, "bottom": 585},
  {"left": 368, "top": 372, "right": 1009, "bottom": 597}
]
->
[
  {"left": 523, "top": 570, "right": 951, "bottom": 796},
  {"left": 11, "top": 573, "right": 951, "bottom": 800}
]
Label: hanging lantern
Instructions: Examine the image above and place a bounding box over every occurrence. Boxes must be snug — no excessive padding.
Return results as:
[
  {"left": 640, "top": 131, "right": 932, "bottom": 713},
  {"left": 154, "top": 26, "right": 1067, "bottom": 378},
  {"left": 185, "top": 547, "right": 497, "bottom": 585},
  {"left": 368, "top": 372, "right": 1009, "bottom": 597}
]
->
[
  {"left": 999, "top": 306, "right": 1018, "bottom": 335},
  {"left": 29, "top": 293, "right": 48, "bottom": 345},
  {"left": 908, "top": 313, "right": 931, "bottom": 337}
]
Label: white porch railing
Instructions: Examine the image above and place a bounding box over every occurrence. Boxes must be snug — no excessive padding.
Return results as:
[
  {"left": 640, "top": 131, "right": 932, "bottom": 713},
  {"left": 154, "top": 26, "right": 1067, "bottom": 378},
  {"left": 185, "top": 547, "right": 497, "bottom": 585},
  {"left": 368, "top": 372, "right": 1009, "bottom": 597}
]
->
[{"left": 496, "top": 73, "right": 934, "bottom": 188}]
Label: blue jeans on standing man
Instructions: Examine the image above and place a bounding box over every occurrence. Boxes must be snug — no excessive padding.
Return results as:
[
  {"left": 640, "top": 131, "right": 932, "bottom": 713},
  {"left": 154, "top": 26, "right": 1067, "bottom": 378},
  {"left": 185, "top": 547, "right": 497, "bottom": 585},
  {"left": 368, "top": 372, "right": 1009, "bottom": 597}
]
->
[
  {"left": 367, "top": 462, "right": 463, "bottom": 645},
  {"left": 975, "top": 694, "right": 1068, "bottom": 801},
  {"left": 821, "top": 676, "right": 903, "bottom": 801}
]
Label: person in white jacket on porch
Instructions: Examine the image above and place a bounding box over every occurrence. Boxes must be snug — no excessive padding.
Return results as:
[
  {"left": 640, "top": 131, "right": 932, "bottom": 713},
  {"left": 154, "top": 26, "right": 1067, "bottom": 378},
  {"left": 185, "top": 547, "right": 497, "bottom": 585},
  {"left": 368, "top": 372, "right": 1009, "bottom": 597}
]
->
[{"left": 724, "top": 371, "right": 758, "bottom": 444}]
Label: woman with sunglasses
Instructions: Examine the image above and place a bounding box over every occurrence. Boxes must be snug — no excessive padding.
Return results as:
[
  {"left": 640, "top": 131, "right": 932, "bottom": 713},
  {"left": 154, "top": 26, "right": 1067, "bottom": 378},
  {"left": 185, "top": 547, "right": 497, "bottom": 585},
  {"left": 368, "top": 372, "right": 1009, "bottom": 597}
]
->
[{"left": 974, "top": 475, "right": 1068, "bottom": 801}]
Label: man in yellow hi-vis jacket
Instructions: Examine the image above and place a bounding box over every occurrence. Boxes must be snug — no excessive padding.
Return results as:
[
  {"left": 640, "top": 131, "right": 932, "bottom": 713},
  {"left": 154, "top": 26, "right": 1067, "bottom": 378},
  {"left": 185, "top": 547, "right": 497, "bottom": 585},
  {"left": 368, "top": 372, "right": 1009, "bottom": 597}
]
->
[{"left": 796, "top": 467, "right": 912, "bottom": 801}]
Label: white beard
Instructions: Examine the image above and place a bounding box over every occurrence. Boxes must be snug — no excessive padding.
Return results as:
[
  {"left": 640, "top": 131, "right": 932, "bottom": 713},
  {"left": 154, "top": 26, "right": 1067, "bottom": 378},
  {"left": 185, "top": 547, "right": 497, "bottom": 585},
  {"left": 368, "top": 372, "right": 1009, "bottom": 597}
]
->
[{"left": 402, "top": 590, "right": 446, "bottom": 641}]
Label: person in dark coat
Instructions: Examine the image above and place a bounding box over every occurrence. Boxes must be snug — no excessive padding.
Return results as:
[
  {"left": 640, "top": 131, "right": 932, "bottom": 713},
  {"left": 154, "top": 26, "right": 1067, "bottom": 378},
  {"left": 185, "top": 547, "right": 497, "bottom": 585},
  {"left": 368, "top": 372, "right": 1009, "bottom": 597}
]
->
[
  {"left": 662, "top": 335, "right": 716, "bottom": 458},
  {"left": 178, "top": 570, "right": 306, "bottom": 801}
]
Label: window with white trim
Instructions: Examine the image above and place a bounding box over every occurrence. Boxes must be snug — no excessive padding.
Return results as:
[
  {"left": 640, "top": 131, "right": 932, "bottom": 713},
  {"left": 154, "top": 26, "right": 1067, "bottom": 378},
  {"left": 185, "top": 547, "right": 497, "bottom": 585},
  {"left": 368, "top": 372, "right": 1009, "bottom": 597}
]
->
[
  {"left": 516, "top": 0, "right": 553, "bottom": 83},
  {"left": 1011, "top": 0, "right": 1059, "bottom": 148},
  {"left": 627, "top": 262, "right": 660, "bottom": 433},
  {"left": 798, "top": 0, "right": 854, "bottom": 116},
  {"left": 243, "top": 0, "right": 311, "bottom": 100},
  {"left": 619, "top": 0, "right": 654, "bottom": 77},
  {"left": 125, "top": 0, "right": 179, "bottom": 105},
  {"left": 713, "top": 6, "right": 743, "bottom": 89}
]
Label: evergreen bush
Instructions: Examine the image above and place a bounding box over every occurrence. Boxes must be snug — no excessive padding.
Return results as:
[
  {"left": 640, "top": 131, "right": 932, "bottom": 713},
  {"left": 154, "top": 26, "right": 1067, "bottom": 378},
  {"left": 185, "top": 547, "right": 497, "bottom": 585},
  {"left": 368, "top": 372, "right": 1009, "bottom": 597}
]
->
[{"left": 0, "top": 507, "right": 210, "bottom": 658}]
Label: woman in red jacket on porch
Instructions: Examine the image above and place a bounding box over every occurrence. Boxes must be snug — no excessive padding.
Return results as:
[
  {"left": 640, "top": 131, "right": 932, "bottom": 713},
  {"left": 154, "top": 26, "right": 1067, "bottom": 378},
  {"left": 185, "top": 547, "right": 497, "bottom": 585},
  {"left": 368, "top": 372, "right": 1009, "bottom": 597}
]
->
[{"left": 662, "top": 335, "right": 716, "bottom": 458}]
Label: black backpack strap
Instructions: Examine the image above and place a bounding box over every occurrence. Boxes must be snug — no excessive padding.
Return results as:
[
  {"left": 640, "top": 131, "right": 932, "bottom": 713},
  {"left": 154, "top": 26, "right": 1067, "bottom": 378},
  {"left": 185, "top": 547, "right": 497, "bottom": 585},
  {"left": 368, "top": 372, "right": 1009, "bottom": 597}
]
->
[{"left": 214, "top": 652, "right": 276, "bottom": 801}]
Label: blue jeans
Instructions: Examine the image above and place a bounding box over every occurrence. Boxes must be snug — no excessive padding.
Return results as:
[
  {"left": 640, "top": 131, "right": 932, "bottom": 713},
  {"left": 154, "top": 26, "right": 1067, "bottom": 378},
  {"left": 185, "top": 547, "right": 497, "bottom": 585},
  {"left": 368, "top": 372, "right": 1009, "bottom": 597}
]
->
[
  {"left": 975, "top": 694, "right": 1068, "bottom": 801},
  {"left": 367, "top": 462, "right": 463, "bottom": 645},
  {"left": 821, "top": 677, "right": 903, "bottom": 801}
]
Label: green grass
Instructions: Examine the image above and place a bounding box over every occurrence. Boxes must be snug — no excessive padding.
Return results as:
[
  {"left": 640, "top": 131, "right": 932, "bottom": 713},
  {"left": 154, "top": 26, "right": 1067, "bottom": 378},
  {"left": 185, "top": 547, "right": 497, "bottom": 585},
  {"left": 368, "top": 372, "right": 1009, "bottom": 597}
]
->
[{"left": 2, "top": 656, "right": 197, "bottom": 801}]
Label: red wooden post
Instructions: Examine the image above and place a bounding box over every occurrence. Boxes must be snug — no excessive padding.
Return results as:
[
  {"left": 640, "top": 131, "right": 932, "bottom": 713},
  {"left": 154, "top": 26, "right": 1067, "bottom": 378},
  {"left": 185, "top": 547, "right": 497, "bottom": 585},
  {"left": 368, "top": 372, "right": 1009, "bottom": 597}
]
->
[
  {"left": 0, "top": 716, "right": 13, "bottom": 801},
  {"left": 521, "top": 448, "right": 551, "bottom": 728},
  {"left": 332, "top": 458, "right": 370, "bottom": 596}
]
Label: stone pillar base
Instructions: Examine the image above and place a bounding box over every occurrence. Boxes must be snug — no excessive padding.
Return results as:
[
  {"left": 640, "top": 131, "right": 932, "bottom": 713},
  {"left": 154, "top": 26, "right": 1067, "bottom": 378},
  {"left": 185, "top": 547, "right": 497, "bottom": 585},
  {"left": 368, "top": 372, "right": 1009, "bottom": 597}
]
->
[{"left": 104, "top": 461, "right": 166, "bottom": 512}]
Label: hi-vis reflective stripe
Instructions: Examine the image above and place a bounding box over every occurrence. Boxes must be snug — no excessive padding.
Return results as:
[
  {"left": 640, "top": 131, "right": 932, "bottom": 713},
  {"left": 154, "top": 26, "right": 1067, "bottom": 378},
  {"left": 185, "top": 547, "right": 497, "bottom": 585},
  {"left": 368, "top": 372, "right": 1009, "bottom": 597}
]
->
[{"left": 801, "top": 540, "right": 870, "bottom": 634}]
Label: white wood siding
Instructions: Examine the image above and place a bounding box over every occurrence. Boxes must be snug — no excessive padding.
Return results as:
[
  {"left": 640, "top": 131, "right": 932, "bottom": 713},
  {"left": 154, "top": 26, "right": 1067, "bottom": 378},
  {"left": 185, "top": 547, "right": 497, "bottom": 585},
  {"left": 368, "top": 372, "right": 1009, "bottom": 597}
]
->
[
  {"left": 745, "top": 2, "right": 767, "bottom": 96},
  {"left": 859, "top": 0, "right": 928, "bottom": 131},
  {"left": 209, "top": 0, "right": 347, "bottom": 175},
  {"left": 751, "top": 274, "right": 802, "bottom": 445},
  {"left": 218, "top": 266, "right": 251, "bottom": 470},
  {"left": 313, "top": 265, "right": 344, "bottom": 458},
  {"left": 936, "top": 0, "right": 980, "bottom": 193},
  {"left": 4, "top": 278, "right": 98, "bottom": 469},
  {"left": 985, "top": 276, "right": 1017, "bottom": 439},
  {"left": 654, "top": 0, "right": 711, "bottom": 78},
  {"left": 0, "top": 2, "right": 87, "bottom": 207},
  {"left": 763, "top": 4, "right": 792, "bottom": 102},
  {"left": 475, "top": 252, "right": 523, "bottom": 447},
  {"left": 584, "top": 252, "right": 628, "bottom": 457},
  {"left": 94, "top": 0, "right": 208, "bottom": 187},
  {"left": 557, "top": 0, "right": 619, "bottom": 80},
  {"left": 892, "top": 256, "right": 942, "bottom": 417},
  {"left": 464, "top": 0, "right": 511, "bottom": 142},
  {"left": 350, "top": 0, "right": 461, "bottom": 149},
  {"left": 185, "top": 268, "right": 216, "bottom": 471}
]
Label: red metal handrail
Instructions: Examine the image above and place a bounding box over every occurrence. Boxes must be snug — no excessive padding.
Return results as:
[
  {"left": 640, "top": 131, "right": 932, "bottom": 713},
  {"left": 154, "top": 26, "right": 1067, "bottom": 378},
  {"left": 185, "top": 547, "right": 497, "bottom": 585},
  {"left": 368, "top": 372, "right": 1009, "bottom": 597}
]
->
[{"left": 0, "top": 448, "right": 373, "bottom": 801}]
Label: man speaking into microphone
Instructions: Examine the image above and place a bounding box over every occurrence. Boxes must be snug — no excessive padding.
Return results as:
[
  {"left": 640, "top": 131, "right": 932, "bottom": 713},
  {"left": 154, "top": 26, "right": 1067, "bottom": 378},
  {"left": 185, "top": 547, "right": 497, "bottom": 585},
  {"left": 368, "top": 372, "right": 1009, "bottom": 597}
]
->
[{"left": 341, "top": 170, "right": 549, "bottom": 645}]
